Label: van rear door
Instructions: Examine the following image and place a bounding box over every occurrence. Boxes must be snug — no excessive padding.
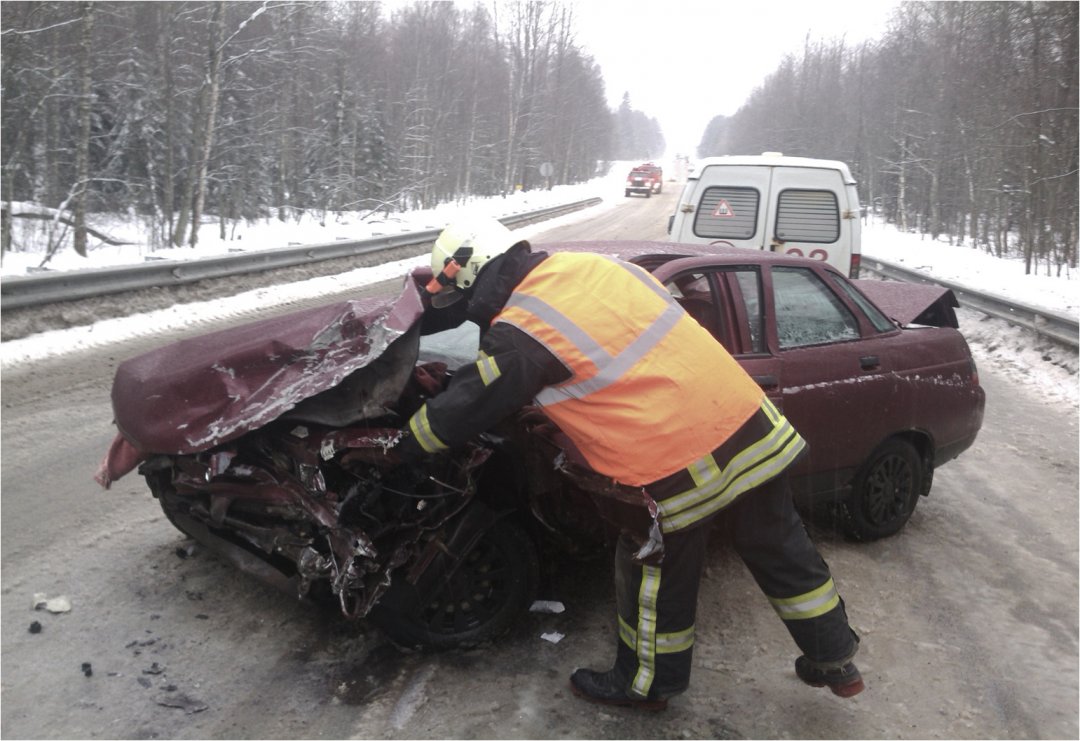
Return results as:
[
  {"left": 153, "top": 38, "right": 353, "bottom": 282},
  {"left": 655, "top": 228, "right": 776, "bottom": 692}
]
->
[
  {"left": 763, "top": 166, "right": 852, "bottom": 274},
  {"left": 681, "top": 165, "right": 772, "bottom": 249}
]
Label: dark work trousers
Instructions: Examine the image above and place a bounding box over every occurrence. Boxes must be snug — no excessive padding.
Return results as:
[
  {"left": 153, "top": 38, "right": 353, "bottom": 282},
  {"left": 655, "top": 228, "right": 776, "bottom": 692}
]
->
[{"left": 612, "top": 473, "right": 858, "bottom": 700}]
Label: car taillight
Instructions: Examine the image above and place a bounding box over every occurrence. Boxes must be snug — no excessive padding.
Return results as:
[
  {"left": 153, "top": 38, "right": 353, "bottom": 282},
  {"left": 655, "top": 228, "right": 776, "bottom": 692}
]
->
[
  {"left": 849, "top": 253, "right": 861, "bottom": 279},
  {"left": 969, "top": 357, "right": 980, "bottom": 386}
]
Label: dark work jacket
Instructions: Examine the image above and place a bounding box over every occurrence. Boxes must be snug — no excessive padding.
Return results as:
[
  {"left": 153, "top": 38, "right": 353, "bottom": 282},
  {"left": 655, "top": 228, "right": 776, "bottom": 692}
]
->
[{"left": 396, "top": 243, "right": 570, "bottom": 462}]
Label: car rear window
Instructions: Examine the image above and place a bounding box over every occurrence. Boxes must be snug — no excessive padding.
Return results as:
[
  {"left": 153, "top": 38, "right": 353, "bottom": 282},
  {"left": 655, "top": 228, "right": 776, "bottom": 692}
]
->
[
  {"left": 772, "top": 267, "right": 860, "bottom": 348},
  {"left": 693, "top": 186, "right": 759, "bottom": 240},
  {"left": 775, "top": 189, "right": 840, "bottom": 243}
]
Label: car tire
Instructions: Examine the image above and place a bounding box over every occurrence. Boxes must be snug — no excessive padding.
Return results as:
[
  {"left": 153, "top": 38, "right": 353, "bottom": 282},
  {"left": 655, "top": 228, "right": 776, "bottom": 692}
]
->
[
  {"left": 645, "top": 190, "right": 651, "bottom": 198},
  {"left": 371, "top": 518, "right": 538, "bottom": 649},
  {"left": 143, "top": 468, "right": 194, "bottom": 538},
  {"left": 841, "top": 438, "right": 923, "bottom": 541},
  {"left": 625, "top": 190, "right": 631, "bottom": 197}
]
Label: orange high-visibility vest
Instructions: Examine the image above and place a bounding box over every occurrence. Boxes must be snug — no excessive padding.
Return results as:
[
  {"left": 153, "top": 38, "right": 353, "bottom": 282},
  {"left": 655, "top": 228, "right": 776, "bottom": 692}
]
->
[{"left": 494, "top": 252, "right": 765, "bottom": 485}]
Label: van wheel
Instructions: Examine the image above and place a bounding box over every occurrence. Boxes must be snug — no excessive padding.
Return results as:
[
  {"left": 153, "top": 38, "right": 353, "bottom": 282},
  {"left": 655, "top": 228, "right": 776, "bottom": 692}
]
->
[
  {"left": 645, "top": 190, "right": 651, "bottom": 198},
  {"left": 840, "top": 439, "right": 923, "bottom": 541},
  {"left": 625, "top": 190, "right": 631, "bottom": 197}
]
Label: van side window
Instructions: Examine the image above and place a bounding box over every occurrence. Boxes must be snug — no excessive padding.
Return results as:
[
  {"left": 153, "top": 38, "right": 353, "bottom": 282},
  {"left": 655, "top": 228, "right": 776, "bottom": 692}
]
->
[
  {"left": 776, "top": 189, "right": 840, "bottom": 243},
  {"left": 772, "top": 267, "right": 860, "bottom": 348},
  {"left": 693, "top": 187, "right": 759, "bottom": 240}
]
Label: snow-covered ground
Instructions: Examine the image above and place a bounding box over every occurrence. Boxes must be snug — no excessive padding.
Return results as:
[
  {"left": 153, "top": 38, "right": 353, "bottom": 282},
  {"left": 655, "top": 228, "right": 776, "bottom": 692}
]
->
[{"left": 2, "top": 161, "right": 1077, "bottom": 407}]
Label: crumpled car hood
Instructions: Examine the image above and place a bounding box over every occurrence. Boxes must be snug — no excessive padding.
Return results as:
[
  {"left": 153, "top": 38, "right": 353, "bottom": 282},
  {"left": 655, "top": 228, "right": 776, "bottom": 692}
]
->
[
  {"left": 852, "top": 279, "right": 960, "bottom": 328},
  {"left": 111, "top": 270, "right": 429, "bottom": 455}
]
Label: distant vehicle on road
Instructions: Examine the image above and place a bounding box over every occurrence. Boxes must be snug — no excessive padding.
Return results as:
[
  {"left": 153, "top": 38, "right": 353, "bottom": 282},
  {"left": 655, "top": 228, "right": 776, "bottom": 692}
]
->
[
  {"left": 668, "top": 153, "right": 862, "bottom": 278},
  {"left": 625, "top": 162, "right": 663, "bottom": 198}
]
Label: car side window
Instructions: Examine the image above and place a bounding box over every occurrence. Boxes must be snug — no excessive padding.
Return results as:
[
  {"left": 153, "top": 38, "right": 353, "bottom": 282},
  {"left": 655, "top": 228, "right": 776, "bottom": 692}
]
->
[
  {"left": 772, "top": 267, "right": 860, "bottom": 348},
  {"left": 728, "top": 269, "right": 766, "bottom": 354},
  {"left": 667, "top": 272, "right": 721, "bottom": 342},
  {"left": 666, "top": 268, "right": 765, "bottom": 356},
  {"left": 834, "top": 276, "right": 896, "bottom": 333}
]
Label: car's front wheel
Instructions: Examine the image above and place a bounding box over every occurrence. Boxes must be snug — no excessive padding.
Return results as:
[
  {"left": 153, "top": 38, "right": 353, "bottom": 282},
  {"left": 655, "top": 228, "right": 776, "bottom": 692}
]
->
[
  {"left": 371, "top": 517, "right": 538, "bottom": 649},
  {"left": 841, "top": 438, "right": 923, "bottom": 541}
]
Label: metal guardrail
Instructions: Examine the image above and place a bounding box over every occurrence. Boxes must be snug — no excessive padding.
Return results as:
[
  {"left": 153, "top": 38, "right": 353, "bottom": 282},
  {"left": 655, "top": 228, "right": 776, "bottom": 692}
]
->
[
  {"left": 861, "top": 256, "right": 1079, "bottom": 349},
  {"left": 0, "top": 198, "right": 601, "bottom": 310},
  {"left": 4, "top": 202, "right": 1076, "bottom": 351}
]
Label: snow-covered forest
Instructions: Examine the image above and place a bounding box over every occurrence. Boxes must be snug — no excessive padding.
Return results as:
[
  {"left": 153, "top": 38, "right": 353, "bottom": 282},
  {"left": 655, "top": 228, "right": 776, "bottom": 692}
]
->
[
  {"left": 699, "top": 1, "right": 1078, "bottom": 276},
  {"left": 1, "top": 1, "right": 662, "bottom": 258},
  {"left": 0, "top": 1, "right": 1075, "bottom": 277}
]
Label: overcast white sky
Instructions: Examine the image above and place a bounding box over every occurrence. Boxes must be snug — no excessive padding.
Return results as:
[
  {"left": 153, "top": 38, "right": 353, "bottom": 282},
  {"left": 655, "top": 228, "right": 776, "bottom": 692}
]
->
[{"left": 569, "top": 0, "right": 901, "bottom": 157}]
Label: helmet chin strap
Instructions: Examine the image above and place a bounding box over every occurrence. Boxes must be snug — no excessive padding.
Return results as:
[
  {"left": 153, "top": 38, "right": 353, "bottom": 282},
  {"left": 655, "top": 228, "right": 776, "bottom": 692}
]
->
[{"left": 425, "top": 245, "right": 474, "bottom": 296}]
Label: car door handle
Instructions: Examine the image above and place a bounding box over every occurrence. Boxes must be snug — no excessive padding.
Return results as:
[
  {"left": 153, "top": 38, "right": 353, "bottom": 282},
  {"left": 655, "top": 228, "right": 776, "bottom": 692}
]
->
[
  {"left": 752, "top": 374, "right": 778, "bottom": 389},
  {"left": 860, "top": 355, "right": 880, "bottom": 370}
]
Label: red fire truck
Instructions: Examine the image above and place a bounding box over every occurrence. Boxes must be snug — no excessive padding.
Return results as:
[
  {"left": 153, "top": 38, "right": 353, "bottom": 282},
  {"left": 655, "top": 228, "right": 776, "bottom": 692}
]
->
[{"left": 625, "top": 162, "right": 663, "bottom": 198}]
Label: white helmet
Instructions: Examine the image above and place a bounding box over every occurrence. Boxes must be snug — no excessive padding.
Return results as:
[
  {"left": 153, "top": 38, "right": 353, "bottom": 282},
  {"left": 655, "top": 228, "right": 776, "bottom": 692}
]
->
[{"left": 426, "top": 217, "right": 520, "bottom": 306}]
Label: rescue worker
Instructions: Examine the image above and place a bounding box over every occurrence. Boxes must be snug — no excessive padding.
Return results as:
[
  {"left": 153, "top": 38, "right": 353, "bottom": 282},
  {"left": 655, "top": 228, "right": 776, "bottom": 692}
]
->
[{"left": 393, "top": 216, "right": 863, "bottom": 710}]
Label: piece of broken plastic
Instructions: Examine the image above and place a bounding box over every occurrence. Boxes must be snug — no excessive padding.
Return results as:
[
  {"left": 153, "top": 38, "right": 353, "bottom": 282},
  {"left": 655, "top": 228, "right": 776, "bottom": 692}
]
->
[
  {"left": 529, "top": 600, "right": 566, "bottom": 614},
  {"left": 541, "top": 631, "right": 565, "bottom": 644},
  {"left": 32, "top": 593, "right": 72, "bottom": 613}
]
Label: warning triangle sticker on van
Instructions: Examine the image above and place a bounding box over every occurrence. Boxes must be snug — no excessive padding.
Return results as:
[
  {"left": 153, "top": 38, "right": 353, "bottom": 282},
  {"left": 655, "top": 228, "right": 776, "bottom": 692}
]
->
[{"left": 712, "top": 199, "right": 736, "bottom": 218}]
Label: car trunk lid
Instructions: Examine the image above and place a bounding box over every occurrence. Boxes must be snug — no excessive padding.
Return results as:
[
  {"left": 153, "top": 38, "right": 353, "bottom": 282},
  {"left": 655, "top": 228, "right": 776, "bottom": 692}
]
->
[{"left": 853, "top": 280, "right": 960, "bottom": 328}]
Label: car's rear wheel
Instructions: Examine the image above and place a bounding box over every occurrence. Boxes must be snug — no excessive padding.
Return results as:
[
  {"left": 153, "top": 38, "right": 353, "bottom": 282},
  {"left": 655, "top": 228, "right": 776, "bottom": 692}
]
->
[
  {"left": 841, "top": 438, "right": 923, "bottom": 541},
  {"left": 371, "top": 518, "right": 538, "bottom": 649}
]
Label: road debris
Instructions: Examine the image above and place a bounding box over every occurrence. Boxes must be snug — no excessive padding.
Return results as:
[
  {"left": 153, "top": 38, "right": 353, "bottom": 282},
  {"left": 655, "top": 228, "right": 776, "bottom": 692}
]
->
[
  {"left": 529, "top": 600, "right": 566, "bottom": 614},
  {"left": 32, "top": 593, "right": 72, "bottom": 613},
  {"left": 540, "top": 631, "right": 565, "bottom": 644},
  {"left": 155, "top": 693, "right": 208, "bottom": 714},
  {"left": 81, "top": 662, "right": 93, "bottom": 677},
  {"left": 175, "top": 544, "right": 197, "bottom": 559},
  {"left": 28, "top": 621, "right": 42, "bottom": 634}
]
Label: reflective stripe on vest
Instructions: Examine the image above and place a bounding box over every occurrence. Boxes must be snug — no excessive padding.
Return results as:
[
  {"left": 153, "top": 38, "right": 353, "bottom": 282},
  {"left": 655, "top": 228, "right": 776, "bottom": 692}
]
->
[
  {"left": 494, "top": 253, "right": 764, "bottom": 485},
  {"left": 658, "top": 397, "right": 807, "bottom": 533}
]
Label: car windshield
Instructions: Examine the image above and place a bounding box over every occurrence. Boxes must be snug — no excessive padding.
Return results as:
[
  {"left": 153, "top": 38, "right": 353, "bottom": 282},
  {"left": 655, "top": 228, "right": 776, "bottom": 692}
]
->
[{"left": 419, "top": 322, "right": 480, "bottom": 370}]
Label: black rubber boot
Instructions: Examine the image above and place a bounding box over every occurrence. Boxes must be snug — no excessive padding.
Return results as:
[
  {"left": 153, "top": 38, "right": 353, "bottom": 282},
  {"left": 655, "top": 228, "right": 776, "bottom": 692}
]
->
[
  {"left": 794, "top": 656, "right": 865, "bottom": 698},
  {"left": 569, "top": 668, "right": 668, "bottom": 711}
]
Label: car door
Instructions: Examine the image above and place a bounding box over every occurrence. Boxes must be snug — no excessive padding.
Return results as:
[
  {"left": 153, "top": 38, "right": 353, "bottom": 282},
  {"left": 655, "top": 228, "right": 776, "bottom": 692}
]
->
[
  {"left": 762, "top": 264, "right": 901, "bottom": 490},
  {"left": 656, "top": 257, "right": 903, "bottom": 496}
]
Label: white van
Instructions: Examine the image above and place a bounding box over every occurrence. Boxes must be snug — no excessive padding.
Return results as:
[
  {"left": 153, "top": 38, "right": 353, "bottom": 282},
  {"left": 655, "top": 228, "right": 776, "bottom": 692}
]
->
[{"left": 667, "top": 153, "right": 861, "bottom": 277}]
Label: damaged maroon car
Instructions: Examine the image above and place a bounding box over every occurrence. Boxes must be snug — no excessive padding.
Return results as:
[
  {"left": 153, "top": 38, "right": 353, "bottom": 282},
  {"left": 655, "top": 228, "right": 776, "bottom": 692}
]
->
[{"left": 97, "top": 240, "right": 984, "bottom": 648}]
